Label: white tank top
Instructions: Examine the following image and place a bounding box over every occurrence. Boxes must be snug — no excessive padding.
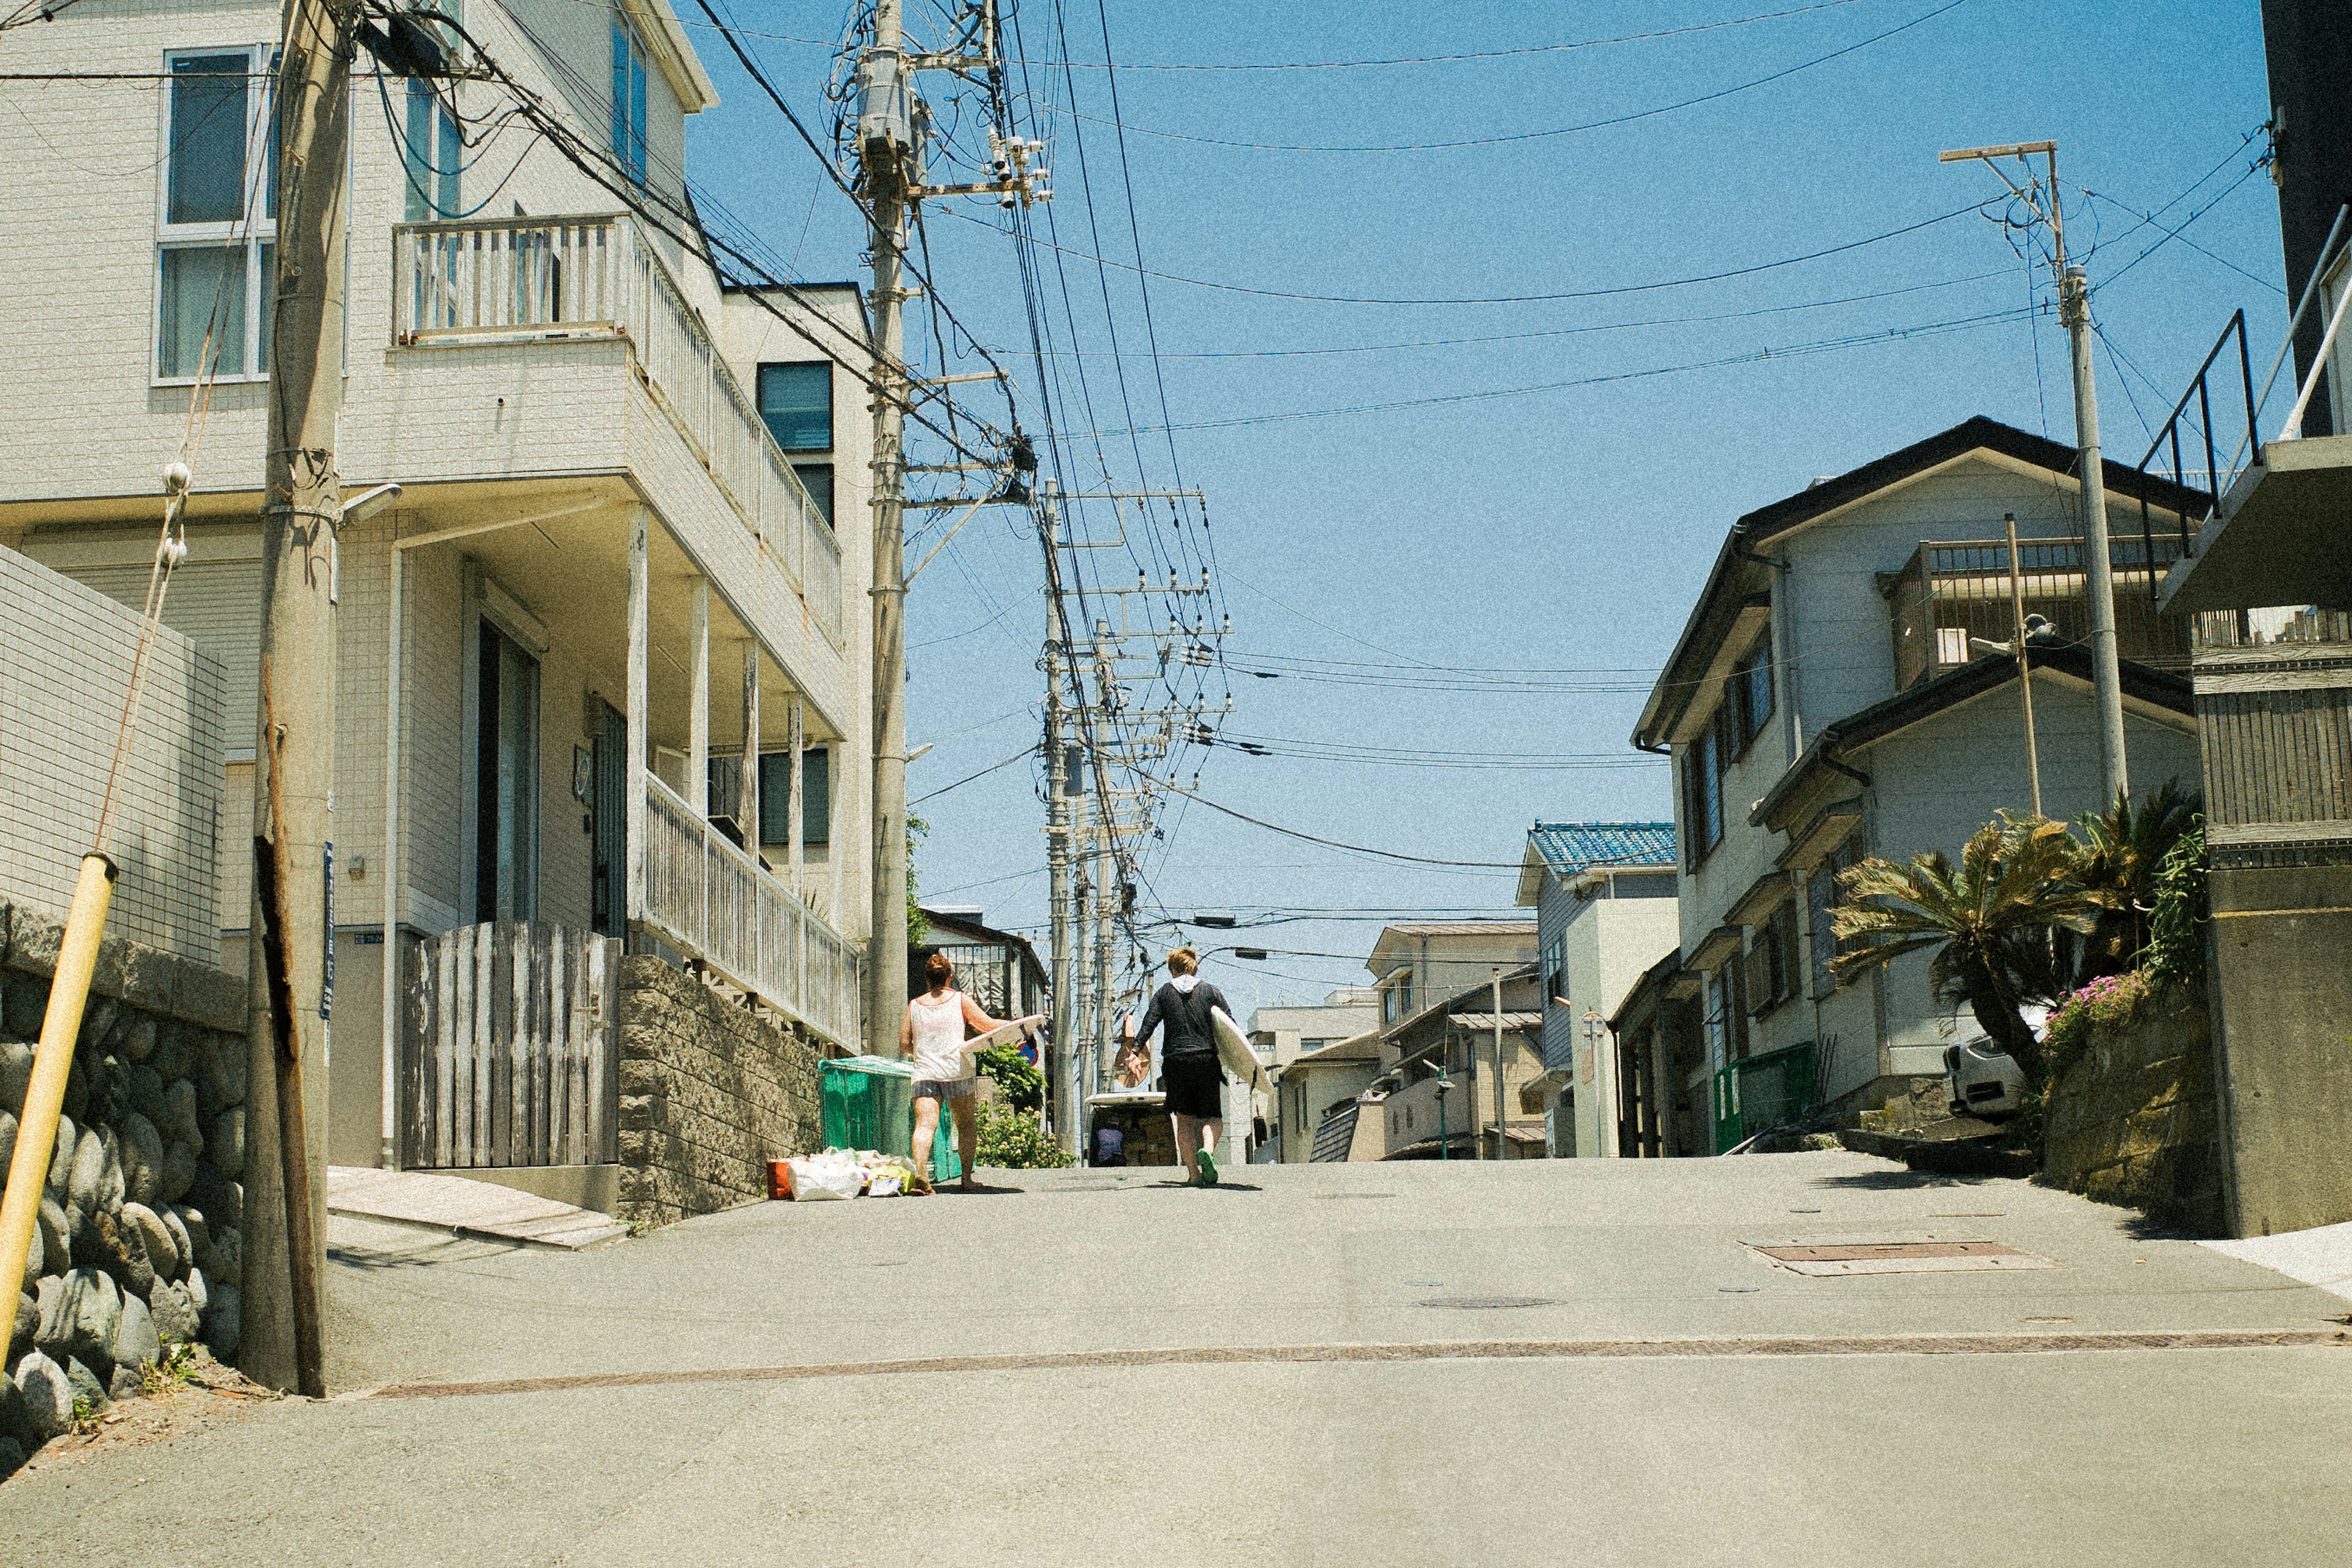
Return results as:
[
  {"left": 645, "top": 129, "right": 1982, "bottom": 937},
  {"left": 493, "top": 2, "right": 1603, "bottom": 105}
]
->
[{"left": 908, "top": 990, "right": 969, "bottom": 1081}]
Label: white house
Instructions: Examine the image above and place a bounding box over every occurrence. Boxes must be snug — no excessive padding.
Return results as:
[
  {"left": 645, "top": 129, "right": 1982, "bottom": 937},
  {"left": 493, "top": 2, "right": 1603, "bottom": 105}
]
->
[
  {"left": 0, "top": 2, "right": 877, "bottom": 1175},
  {"left": 1630, "top": 417, "right": 2206, "bottom": 1143},
  {"left": 1513, "top": 822, "right": 1679, "bottom": 1157}
]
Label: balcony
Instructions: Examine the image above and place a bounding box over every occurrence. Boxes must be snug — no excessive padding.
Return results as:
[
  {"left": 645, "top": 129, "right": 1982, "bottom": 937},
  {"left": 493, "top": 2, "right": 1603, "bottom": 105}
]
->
[
  {"left": 390, "top": 213, "right": 843, "bottom": 649},
  {"left": 1888, "top": 535, "right": 2191, "bottom": 691}
]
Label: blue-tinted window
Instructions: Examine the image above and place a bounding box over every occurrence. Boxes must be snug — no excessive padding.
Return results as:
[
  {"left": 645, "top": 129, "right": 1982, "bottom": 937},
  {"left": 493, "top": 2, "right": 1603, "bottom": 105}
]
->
[
  {"left": 794, "top": 462, "right": 834, "bottom": 527},
  {"left": 611, "top": 18, "right": 647, "bottom": 183},
  {"left": 755, "top": 748, "right": 831, "bottom": 848},
  {"left": 403, "top": 80, "right": 461, "bottom": 220},
  {"left": 758, "top": 362, "right": 832, "bottom": 451}
]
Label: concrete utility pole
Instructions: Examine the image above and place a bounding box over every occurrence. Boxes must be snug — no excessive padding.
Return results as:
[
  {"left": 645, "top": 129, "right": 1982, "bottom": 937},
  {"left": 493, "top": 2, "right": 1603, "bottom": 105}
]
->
[
  {"left": 246, "top": 0, "right": 356, "bottom": 1398},
  {"left": 1042, "top": 636, "right": 1077, "bottom": 1153},
  {"left": 1942, "top": 140, "right": 2128, "bottom": 804},
  {"left": 2005, "top": 513, "right": 2045, "bottom": 817},
  {"left": 858, "top": 0, "right": 915, "bottom": 1052},
  {"left": 1490, "top": 968, "right": 1506, "bottom": 1163}
]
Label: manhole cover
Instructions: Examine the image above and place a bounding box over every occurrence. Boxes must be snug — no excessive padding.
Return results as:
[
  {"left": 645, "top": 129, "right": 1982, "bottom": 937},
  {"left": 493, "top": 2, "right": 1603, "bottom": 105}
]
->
[
  {"left": 1747, "top": 1240, "right": 2056, "bottom": 1276},
  {"left": 1419, "top": 1296, "right": 1561, "bottom": 1310}
]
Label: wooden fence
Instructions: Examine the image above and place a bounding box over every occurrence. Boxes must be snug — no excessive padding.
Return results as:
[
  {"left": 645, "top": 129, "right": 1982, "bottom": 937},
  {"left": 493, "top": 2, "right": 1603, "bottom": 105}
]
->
[{"left": 401, "top": 922, "right": 620, "bottom": 1169}]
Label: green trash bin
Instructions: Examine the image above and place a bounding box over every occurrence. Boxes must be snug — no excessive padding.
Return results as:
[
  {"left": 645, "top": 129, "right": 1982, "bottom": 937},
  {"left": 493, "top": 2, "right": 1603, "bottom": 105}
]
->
[{"left": 819, "top": 1056, "right": 962, "bottom": 1183}]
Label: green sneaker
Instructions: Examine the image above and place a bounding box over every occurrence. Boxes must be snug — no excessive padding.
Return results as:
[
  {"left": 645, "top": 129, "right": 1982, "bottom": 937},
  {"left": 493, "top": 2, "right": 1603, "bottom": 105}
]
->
[{"left": 1195, "top": 1148, "right": 1218, "bottom": 1187}]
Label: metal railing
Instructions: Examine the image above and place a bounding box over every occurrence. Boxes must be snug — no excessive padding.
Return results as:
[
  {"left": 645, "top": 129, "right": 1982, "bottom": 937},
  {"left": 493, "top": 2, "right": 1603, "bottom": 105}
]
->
[
  {"left": 641, "top": 774, "right": 862, "bottom": 1049},
  {"left": 2127, "top": 308, "right": 2253, "bottom": 587},
  {"left": 391, "top": 213, "right": 846, "bottom": 647},
  {"left": 1891, "top": 535, "right": 2191, "bottom": 689}
]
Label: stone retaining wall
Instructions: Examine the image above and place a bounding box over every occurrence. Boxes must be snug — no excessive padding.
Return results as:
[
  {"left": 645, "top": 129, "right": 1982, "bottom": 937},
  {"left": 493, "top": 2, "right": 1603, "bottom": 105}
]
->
[
  {"left": 2041, "top": 986, "right": 2223, "bottom": 1235},
  {"left": 615, "top": 957, "right": 823, "bottom": 1228},
  {"left": 2, "top": 900, "right": 249, "bottom": 1476}
]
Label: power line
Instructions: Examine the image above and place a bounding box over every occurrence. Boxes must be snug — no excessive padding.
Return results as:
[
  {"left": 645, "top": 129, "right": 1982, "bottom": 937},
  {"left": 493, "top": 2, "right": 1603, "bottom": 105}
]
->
[
  {"left": 1033, "top": 0, "right": 1970, "bottom": 153},
  {"left": 940, "top": 197, "right": 1996, "bottom": 306},
  {"left": 1009, "top": 0, "right": 1868, "bottom": 72}
]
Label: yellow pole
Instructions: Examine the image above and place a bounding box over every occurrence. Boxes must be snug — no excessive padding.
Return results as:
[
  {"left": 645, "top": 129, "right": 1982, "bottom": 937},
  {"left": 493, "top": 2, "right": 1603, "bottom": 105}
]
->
[{"left": 0, "top": 854, "right": 115, "bottom": 1305}]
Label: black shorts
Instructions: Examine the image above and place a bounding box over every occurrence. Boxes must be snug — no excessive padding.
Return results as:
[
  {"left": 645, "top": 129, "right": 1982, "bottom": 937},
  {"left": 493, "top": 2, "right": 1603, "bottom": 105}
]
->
[{"left": 1161, "top": 1053, "right": 1224, "bottom": 1120}]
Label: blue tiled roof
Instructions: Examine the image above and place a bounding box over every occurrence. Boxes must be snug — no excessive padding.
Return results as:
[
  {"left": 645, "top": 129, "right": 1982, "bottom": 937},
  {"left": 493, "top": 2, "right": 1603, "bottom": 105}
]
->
[{"left": 1527, "top": 821, "right": 1677, "bottom": 873}]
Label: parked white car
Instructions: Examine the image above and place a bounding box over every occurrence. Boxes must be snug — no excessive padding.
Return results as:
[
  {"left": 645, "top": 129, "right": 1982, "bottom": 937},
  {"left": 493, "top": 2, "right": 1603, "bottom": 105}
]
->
[{"left": 1944, "top": 1038, "right": 2026, "bottom": 1117}]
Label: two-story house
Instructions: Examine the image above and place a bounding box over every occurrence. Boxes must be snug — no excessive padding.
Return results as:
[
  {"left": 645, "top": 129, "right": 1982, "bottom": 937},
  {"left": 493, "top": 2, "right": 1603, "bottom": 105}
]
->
[
  {"left": 1513, "top": 822, "right": 1679, "bottom": 1156},
  {"left": 1365, "top": 922, "right": 1537, "bottom": 1030},
  {"left": 0, "top": 2, "right": 876, "bottom": 1178},
  {"left": 1632, "top": 417, "right": 2206, "bottom": 1142}
]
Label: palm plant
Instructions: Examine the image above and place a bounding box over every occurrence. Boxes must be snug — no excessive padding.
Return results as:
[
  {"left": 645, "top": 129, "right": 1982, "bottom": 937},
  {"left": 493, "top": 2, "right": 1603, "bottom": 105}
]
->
[
  {"left": 2060, "top": 781, "right": 2202, "bottom": 986},
  {"left": 1829, "top": 816, "right": 2098, "bottom": 1088}
]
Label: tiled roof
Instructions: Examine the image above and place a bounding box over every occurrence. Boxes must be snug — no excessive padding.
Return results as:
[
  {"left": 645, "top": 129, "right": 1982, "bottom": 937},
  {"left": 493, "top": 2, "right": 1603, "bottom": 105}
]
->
[{"left": 1527, "top": 821, "right": 1677, "bottom": 873}]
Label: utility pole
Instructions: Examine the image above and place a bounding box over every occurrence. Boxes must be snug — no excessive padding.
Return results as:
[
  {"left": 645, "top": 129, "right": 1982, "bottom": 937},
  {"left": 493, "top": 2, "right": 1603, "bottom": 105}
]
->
[
  {"left": 857, "top": 0, "right": 915, "bottom": 1053},
  {"left": 1942, "top": 140, "right": 2127, "bottom": 804},
  {"left": 1490, "top": 968, "right": 1506, "bottom": 1163},
  {"left": 246, "top": 0, "right": 355, "bottom": 1399},
  {"left": 2005, "top": 513, "right": 2045, "bottom": 817},
  {"left": 1042, "top": 639, "right": 1077, "bottom": 1155}
]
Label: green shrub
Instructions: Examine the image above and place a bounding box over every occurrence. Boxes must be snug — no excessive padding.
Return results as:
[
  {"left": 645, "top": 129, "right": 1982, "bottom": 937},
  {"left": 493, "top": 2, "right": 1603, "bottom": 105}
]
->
[
  {"left": 974, "top": 1041, "right": 1044, "bottom": 1113},
  {"left": 2141, "top": 821, "right": 2209, "bottom": 989},
  {"left": 975, "top": 1100, "right": 1071, "bottom": 1169}
]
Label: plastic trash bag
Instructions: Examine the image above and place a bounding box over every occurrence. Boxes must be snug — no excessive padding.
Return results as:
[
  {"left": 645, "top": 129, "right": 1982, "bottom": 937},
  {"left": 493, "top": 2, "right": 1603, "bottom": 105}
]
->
[{"left": 786, "top": 1152, "right": 865, "bottom": 1200}]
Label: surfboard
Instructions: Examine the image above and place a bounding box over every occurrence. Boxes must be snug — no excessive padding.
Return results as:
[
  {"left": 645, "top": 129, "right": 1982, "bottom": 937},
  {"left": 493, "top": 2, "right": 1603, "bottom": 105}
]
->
[
  {"left": 957, "top": 1013, "right": 1047, "bottom": 1078},
  {"left": 1210, "top": 1005, "right": 1271, "bottom": 1096}
]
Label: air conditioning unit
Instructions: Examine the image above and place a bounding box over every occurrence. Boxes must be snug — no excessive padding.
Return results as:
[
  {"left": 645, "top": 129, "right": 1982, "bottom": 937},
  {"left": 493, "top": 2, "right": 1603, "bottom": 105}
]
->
[{"left": 1943, "top": 1038, "right": 2024, "bottom": 1117}]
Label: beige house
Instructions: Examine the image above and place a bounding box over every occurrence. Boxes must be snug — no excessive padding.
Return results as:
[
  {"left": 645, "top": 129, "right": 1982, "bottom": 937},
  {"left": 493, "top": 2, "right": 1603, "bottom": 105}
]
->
[
  {"left": 1371, "top": 966, "right": 1546, "bottom": 1159},
  {"left": 1366, "top": 922, "right": 1538, "bottom": 1030},
  {"left": 1268, "top": 1032, "right": 1382, "bottom": 1164},
  {"left": 0, "top": 2, "right": 876, "bottom": 1173},
  {"left": 1246, "top": 988, "right": 1379, "bottom": 1161}
]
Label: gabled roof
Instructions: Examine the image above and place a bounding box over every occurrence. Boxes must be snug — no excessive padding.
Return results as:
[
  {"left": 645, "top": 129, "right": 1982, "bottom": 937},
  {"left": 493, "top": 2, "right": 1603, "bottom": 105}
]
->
[
  {"left": 1750, "top": 646, "right": 2195, "bottom": 832},
  {"left": 1517, "top": 821, "right": 1677, "bottom": 904},
  {"left": 1633, "top": 416, "right": 2209, "bottom": 750}
]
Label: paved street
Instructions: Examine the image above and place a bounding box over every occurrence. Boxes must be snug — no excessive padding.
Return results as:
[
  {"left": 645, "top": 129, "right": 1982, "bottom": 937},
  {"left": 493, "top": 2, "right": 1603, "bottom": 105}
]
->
[{"left": 6, "top": 1151, "right": 2351, "bottom": 1564}]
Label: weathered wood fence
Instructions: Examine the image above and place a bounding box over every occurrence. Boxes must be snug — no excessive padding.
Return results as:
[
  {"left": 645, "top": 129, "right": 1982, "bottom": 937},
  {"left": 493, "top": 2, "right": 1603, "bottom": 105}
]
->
[{"left": 401, "top": 922, "right": 620, "bottom": 1168}]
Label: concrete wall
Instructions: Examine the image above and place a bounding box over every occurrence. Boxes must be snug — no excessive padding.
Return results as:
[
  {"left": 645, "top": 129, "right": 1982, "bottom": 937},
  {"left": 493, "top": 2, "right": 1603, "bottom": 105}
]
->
[
  {"left": 1537, "top": 884, "right": 1680, "bottom": 1158},
  {"left": 2042, "top": 985, "right": 2223, "bottom": 1236},
  {"left": 2207, "top": 859, "right": 2352, "bottom": 1237},
  {"left": 1274, "top": 1057, "right": 1378, "bottom": 1163},
  {"left": 614, "top": 955, "right": 822, "bottom": 1227},
  {"left": 0, "top": 545, "right": 224, "bottom": 965},
  {"left": 3, "top": 898, "right": 250, "bottom": 1467}
]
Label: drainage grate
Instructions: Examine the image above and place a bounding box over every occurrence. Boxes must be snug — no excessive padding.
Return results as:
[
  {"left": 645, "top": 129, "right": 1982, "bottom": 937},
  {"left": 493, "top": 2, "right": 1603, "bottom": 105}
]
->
[
  {"left": 1419, "top": 1296, "right": 1562, "bottom": 1310},
  {"left": 1747, "top": 1240, "right": 2056, "bottom": 1276}
]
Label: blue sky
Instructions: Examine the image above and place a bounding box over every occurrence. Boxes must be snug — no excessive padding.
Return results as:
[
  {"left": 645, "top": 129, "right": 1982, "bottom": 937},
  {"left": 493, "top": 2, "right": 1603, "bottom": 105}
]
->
[{"left": 684, "top": 0, "right": 2283, "bottom": 1018}]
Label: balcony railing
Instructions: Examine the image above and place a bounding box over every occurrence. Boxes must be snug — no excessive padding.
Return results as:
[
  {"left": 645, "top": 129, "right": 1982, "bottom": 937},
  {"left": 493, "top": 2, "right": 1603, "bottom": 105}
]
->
[
  {"left": 391, "top": 213, "right": 844, "bottom": 647},
  {"left": 642, "top": 774, "right": 861, "bottom": 1049},
  {"left": 1890, "top": 535, "right": 2192, "bottom": 690}
]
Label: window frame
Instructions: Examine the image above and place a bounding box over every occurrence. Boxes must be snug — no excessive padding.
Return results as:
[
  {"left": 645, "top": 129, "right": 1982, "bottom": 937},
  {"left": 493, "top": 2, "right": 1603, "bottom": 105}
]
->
[
  {"left": 757, "top": 361, "right": 835, "bottom": 453},
  {"left": 401, "top": 77, "right": 463, "bottom": 222},
  {"left": 154, "top": 43, "right": 279, "bottom": 386},
  {"left": 1681, "top": 706, "right": 1727, "bottom": 867},
  {"left": 1731, "top": 638, "right": 1774, "bottom": 756}
]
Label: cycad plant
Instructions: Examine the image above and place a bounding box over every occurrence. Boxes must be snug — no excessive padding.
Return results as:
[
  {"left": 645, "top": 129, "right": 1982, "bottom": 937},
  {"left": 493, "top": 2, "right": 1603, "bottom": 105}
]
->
[
  {"left": 1830, "top": 816, "right": 2099, "bottom": 1089},
  {"left": 2061, "top": 780, "right": 2203, "bottom": 986}
]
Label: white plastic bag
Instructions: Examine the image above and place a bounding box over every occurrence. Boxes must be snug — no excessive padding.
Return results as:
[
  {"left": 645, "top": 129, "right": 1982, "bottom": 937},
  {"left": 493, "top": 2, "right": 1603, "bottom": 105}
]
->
[{"left": 786, "top": 1152, "right": 864, "bottom": 1201}]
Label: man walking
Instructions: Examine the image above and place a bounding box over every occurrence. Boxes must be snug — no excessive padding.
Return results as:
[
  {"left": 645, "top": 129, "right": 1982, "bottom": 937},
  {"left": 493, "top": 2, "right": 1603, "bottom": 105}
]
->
[{"left": 1131, "top": 947, "right": 1234, "bottom": 1186}]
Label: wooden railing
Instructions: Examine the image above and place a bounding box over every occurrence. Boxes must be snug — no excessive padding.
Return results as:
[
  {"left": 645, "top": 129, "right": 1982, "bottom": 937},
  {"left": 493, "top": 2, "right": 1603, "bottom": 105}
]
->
[
  {"left": 400, "top": 922, "right": 620, "bottom": 1169},
  {"left": 641, "top": 775, "right": 861, "bottom": 1049},
  {"left": 391, "top": 212, "right": 846, "bottom": 647}
]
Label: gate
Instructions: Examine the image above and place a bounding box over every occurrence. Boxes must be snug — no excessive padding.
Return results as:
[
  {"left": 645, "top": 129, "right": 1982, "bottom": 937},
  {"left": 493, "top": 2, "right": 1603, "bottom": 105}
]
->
[{"left": 401, "top": 922, "right": 620, "bottom": 1168}]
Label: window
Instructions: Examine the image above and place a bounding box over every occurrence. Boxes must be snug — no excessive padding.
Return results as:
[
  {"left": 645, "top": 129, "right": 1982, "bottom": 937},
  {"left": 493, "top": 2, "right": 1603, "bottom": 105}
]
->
[
  {"left": 758, "top": 363, "right": 834, "bottom": 452},
  {"left": 1746, "top": 904, "right": 1800, "bottom": 1015},
  {"left": 794, "top": 463, "right": 835, "bottom": 528},
  {"left": 157, "top": 48, "right": 277, "bottom": 382},
  {"left": 1682, "top": 712, "right": 1725, "bottom": 864},
  {"left": 1808, "top": 840, "right": 1861, "bottom": 999},
  {"left": 611, "top": 17, "right": 649, "bottom": 183},
  {"left": 1936, "top": 625, "right": 1971, "bottom": 668},
  {"left": 1542, "top": 935, "right": 1566, "bottom": 1002},
  {"left": 1703, "top": 968, "right": 1731, "bottom": 1072},
  {"left": 754, "top": 747, "right": 832, "bottom": 848},
  {"left": 402, "top": 79, "right": 461, "bottom": 221},
  {"left": 1300, "top": 1038, "right": 1331, "bottom": 1054},
  {"left": 475, "top": 622, "right": 540, "bottom": 922},
  {"left": 1732, "top": 641, "right": 1774, "bottom": 753}
]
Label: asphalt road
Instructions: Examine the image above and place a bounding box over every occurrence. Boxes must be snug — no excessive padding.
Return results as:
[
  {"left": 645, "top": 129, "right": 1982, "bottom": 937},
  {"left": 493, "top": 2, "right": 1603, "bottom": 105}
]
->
[{"left": 6, "top": 1151, "right": 2350, "bottom": 1565}]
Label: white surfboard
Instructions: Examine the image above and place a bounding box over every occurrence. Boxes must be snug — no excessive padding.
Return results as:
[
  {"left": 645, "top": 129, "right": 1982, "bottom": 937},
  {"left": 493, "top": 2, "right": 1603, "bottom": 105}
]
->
[
  {"left": 957, "top": 1013, "right": 1046, "bottom": 1078},
  {"left": 1210, "top": 1006, "right": 1271, "bottom": 1096}
]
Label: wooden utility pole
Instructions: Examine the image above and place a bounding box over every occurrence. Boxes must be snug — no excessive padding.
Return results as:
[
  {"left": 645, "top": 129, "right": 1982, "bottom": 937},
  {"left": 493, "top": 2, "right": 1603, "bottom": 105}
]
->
[{"left": 244, "top": 0, "right": 355, "bottom": 1398}]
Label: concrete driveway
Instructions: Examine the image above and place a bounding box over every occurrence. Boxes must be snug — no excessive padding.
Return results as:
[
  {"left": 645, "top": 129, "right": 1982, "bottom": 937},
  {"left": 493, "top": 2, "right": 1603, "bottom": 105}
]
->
[{"left": 5, "top": 1151, "right": 2349, "bottom": 1565}]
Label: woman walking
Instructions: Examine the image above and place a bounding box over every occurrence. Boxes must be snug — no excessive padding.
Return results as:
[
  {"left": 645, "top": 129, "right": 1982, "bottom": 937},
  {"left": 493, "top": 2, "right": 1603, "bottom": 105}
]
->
[
  {"left": 902, "top": 951, "right": 1009, "bottom": 1193},
  {"left": 1131, "top": 947, "right": 1235, "bottom": 1186}
]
